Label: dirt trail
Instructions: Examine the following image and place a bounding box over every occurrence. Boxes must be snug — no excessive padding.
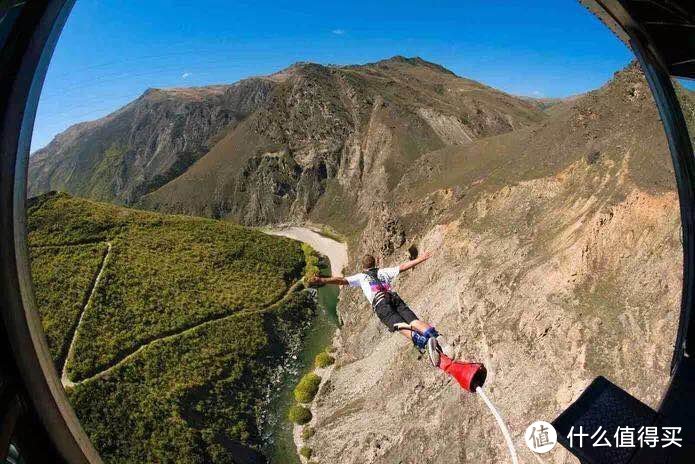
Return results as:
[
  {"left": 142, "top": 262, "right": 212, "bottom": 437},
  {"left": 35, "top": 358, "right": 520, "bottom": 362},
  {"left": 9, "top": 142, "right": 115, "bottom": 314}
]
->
[
  {"left": 61, "top": 241, "right": 112, "bottom": 388},
  {"left": 60, "top": 226, "right": 348, "bottom": 388},
  {"left": 265, "top": 226, "right": 348, "bottom": 275},
  {"left": 64, "top": 279, "right": 306, "bottom": 387}
]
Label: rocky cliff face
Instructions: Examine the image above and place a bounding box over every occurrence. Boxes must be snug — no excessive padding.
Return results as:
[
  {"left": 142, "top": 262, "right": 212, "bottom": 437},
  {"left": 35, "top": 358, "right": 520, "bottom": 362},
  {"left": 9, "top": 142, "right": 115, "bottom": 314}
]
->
[{"left": 306, "top": 63, "right": 685, "bottom": 463}]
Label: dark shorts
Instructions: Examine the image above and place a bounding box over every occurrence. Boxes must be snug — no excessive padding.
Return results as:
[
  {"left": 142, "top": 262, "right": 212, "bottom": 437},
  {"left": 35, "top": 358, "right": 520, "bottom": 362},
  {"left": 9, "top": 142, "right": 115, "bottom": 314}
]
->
[{"left": 373, "top": 294, "right": 419, "bottom": 331}]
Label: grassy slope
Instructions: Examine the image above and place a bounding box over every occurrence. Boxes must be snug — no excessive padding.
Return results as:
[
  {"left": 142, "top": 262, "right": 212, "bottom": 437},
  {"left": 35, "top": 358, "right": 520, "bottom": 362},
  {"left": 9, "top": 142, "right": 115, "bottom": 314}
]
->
[
  {"left": 28, "top": 192, "right": 315, "bottom": 463},
  {"left": 29, "top": 243, "right": 108, "bottom": 369},
  {"left": 28, "top": 192, "right": 305, "bottom": 380}
]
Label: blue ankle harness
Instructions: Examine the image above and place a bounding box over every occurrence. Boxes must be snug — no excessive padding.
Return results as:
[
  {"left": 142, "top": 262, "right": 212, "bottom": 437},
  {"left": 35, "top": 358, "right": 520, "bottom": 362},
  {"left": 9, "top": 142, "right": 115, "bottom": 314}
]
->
[{"left": 412, "top": 327, "right": 439, "bottom": 349}]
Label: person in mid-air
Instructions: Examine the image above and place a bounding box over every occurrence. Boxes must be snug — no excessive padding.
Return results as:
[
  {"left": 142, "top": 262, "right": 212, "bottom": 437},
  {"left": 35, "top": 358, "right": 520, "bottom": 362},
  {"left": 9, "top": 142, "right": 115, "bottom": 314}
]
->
[{"left": 308, "top": 251, "right": 444, "bottom": 366}]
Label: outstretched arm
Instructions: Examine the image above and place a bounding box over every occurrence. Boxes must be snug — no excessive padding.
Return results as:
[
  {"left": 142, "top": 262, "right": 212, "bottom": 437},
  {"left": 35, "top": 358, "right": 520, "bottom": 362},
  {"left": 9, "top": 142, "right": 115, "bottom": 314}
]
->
[
  {"left": 308, "top": 275, "right": 349, "bottom": 287},
  {"left": 398, "top": 250, "right": 433, "bottom": 272}
]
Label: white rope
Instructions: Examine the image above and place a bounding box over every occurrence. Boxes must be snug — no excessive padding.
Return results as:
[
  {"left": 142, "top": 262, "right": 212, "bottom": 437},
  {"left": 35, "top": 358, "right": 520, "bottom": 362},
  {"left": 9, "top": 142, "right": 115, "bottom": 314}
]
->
[{"left": 476, "top": 386, "right": 519, "bottom": 464}]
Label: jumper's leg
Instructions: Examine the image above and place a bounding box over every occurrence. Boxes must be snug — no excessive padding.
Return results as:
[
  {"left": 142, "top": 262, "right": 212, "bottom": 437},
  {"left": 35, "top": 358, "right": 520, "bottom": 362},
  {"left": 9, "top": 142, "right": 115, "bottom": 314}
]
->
[
  {"left": 393, "top": 322, "right": 442, "bottom": 367},
  {"left": 393, "top": 322, "right": 417, "bottom": 341}
]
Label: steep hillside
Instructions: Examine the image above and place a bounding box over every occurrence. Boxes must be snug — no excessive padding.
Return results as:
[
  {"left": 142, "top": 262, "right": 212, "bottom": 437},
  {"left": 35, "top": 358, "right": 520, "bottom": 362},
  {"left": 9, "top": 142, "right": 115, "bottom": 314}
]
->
[
  {"left": 28, "top": 78, "right": 275, "bottom": 204},
  {"left": 141, "top": 57, "right": 546, "bottom": 227},
  {"left": 29, "top": 57, "right": 547, "bottom": 229},
  {"left": 28, "top": 192, "right": 316, "bottom": 464},
  {"left": 304, "top": 64, "right": 685, "bottom": 462}
]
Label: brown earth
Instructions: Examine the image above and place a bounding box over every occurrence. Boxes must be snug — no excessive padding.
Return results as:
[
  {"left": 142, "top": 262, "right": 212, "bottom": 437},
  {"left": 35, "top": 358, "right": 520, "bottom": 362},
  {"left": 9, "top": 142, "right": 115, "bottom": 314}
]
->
[{"left": 304, "top": 63, "right": 687, "bottom": 463}]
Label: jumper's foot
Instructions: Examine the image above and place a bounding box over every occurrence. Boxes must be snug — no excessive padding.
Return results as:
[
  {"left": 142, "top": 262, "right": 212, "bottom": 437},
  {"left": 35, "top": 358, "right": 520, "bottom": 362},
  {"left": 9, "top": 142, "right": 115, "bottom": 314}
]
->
[{"left": 426, "top": 336, "right": 442, "bottom": 367}]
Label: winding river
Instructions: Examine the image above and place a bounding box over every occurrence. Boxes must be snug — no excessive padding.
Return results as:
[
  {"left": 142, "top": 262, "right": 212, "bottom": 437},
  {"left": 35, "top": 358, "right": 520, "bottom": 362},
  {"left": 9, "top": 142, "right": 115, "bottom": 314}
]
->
[{"left": 261, "top": 227, "right": 347, "bottom": 464}]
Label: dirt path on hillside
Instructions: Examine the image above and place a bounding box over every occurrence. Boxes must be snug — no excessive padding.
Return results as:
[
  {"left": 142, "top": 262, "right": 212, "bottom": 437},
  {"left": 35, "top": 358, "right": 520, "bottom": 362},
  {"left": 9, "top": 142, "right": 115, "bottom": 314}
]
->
[
  {"left": 61, "top": 241, "right": 112, "bottom": 388},
  {"left": 265, "top": 227, "right": 349, "bottom": 275},
  {"left": 64, "top": 279, "right": 305, "bottom": 387},
  {"left": 60, "top": 227, "right": 348, "bottom": 388}
]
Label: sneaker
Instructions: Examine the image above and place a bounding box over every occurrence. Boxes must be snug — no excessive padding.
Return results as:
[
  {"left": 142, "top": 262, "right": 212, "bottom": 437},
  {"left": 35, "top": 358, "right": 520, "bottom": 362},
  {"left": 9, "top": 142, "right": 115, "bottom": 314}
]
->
[
  {"left": 434, "top": 335, "right": 454, "bottom": 358},
  {"left": 426, "top": 336, "right": 441, "bottom": 367}
]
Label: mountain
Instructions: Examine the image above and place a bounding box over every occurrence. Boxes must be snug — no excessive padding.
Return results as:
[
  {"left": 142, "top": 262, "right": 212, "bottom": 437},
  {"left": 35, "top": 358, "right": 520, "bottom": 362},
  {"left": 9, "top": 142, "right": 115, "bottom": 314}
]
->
[
  {"left": 303, "top": 63, "right": 687, "bottom": 463},
  {"left": 29, "top": 78, "right": 275, "bottom": 204},
  {"left": 29, "top": 56, "right": 547, "bottom": 229},
  {"left": 26, "top": 57, "right": 694, "bottom": 463},
  {"left": 28, "top": 192, "right": 316, "bottom": 463},
  {"left": 519, "top": 94, "right": 581, "bottom": 112}
]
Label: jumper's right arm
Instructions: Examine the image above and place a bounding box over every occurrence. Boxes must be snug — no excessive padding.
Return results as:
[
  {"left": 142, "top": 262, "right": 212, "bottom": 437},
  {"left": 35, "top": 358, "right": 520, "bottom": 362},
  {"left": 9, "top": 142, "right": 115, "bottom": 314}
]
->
[
  {"left": 398, "top": 250, "right": 433, "bottom": 272},
  {"left": 308, "top": 276, "right": 349, "bottom": 287}
]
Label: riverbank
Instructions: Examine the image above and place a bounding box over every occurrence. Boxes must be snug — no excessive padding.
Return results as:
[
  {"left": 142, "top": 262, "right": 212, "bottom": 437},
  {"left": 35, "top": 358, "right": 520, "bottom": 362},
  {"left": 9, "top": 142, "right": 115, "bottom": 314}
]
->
[
  {"left": 262, "top": 226, "right": 348, "bottom": 463},
  {"left": 264, "top": 226, "right": 349, "bottom": 276}
]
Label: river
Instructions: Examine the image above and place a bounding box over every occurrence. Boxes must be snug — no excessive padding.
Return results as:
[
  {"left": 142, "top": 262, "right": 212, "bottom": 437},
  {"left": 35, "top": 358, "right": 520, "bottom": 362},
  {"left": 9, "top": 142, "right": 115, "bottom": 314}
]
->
[{"left": 262, "top": 227, "right": 347, "bottom": 464}]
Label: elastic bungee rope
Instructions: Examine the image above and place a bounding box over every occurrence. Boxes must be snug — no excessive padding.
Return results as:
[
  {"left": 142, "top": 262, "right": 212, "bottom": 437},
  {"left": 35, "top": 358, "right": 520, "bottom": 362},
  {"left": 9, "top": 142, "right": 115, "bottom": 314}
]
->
[{"left": 476, "top": 386, "right": 519, "bottom": 464}]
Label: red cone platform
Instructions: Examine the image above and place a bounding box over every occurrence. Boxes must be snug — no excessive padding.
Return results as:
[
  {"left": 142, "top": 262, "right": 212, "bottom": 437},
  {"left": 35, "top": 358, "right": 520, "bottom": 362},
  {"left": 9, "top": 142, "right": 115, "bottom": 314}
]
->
[{"left": 439, "top": 354, "right": 487, "bottom": 392}]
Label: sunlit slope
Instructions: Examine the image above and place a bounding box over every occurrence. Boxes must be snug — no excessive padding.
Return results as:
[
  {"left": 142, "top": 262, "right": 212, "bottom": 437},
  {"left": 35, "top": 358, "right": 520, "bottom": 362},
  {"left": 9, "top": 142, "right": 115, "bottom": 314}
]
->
[
  {"left": 141, "top": 57, "right": 547, "bottom": 227},
  {"left": 28, "top": 80, "right": 276, "bottom": 204},
  {"left": 305, "top": 63, "right": 688, "bottom": 463},
  {"left": 27, "top": 192, "right": 314, "bottom": 463},
  {"left": 27, "top": 56, "right": 548, "bottom": 231}
]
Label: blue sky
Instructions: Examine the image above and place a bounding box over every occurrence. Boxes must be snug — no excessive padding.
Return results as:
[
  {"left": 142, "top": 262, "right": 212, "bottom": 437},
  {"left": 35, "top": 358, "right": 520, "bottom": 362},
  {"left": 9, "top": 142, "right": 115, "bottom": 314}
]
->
[{"left": 32, "top": 0, "right": 633, "bottom": 152}]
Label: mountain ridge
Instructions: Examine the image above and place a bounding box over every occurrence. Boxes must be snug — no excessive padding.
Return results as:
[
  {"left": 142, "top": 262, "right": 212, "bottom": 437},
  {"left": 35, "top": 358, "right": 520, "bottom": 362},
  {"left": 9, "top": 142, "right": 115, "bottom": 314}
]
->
[{"left": 29, "top": 56, "right": 547, "bottom": 220}]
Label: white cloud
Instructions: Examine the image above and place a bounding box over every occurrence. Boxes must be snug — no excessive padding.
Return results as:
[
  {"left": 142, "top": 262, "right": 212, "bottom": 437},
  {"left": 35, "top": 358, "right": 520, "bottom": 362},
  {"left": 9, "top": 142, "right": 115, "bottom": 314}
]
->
[
  {"left": 532, "top": 90, "right": 543, "bottom": 97},
  {"left": 331, "top": 29, "right": 345, "bottom": 35},
  {"left": 182, "top": 72, "right": 192, "bottom": 79}
]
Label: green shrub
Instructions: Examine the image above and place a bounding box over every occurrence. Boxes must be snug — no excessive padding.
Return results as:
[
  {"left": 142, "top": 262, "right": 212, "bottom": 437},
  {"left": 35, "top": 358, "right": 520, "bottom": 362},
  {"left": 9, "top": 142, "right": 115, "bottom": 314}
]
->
[
  {"left": 301, "top": 243, "right": 320, "bottom": 282},
  {"left": 68, "top": 291, "right": 316, "bottom": 463},
  {"left": 29, "top": 243, "right": 108, "bottom": 367},
  {"left": 294, "top": 372, "right": 322, "bottom": 403},
  {"left": 314, "top": 351, "right": 335, "bottom": 368},
  {"left": 319, "top": 225, "right": 346, "bottom": 243},
  {"left": 28, "top": 192, "right": 306, "bottom": 381},
  {"left": 300, "top": 446, "right": 313, "bottom": 459},
  {"left": 301, "top": 426, "right": 315, "bottom": 440},
  {"left": 288, "top": 405, "right": 312, "bottom": 425}
]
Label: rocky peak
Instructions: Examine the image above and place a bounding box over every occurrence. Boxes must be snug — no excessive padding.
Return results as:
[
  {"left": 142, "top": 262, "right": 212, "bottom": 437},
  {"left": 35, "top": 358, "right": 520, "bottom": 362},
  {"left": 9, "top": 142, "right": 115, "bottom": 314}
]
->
[{"left": 367, "top": 55, "right": 458, "bottom": 76}]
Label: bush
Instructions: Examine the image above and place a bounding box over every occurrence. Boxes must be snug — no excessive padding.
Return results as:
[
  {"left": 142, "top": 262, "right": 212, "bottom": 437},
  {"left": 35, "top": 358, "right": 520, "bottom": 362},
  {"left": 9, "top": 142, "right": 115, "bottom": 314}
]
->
[
  {"left": 301, "top": 243, "right": 320, "bottom": 282},
  {"left": 294, "top": 372, "right": 322, "bottom": 403},
  {"left": 29, "top": 193, "right": 307, "bottom": 381},
  {"left": 299, "top": 446, "right": 313, "bottom": 459},
  {"left": 288, "top": 405, "right": 312, "bottom": 425},
  {"left": 301, "top": 426, "right": 315, "bottom": 440},
  {"left": 314, "top": 351, "right": 335, "bottom": 369}
]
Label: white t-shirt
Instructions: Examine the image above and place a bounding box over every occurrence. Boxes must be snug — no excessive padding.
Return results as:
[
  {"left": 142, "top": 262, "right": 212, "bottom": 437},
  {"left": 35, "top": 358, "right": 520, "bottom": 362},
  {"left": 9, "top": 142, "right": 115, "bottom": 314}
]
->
[{"left": 346, "top": 266, "right": 400, "bottom": 304}]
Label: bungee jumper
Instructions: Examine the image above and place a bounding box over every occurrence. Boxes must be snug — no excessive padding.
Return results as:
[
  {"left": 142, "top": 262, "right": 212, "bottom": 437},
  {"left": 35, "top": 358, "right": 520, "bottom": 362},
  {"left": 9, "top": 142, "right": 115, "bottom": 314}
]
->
[
  {"left": 309, "top": 250, "right": 518, "bottom": 463},
  {"left": 308, "top": 251, "right": 486, "bottom": 392}
]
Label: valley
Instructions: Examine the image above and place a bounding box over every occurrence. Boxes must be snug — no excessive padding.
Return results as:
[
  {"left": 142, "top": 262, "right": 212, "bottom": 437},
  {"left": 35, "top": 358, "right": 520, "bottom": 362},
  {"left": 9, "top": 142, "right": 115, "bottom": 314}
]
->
[{"left": 27, "top": 56, "right": 693, "bottom": 463}]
